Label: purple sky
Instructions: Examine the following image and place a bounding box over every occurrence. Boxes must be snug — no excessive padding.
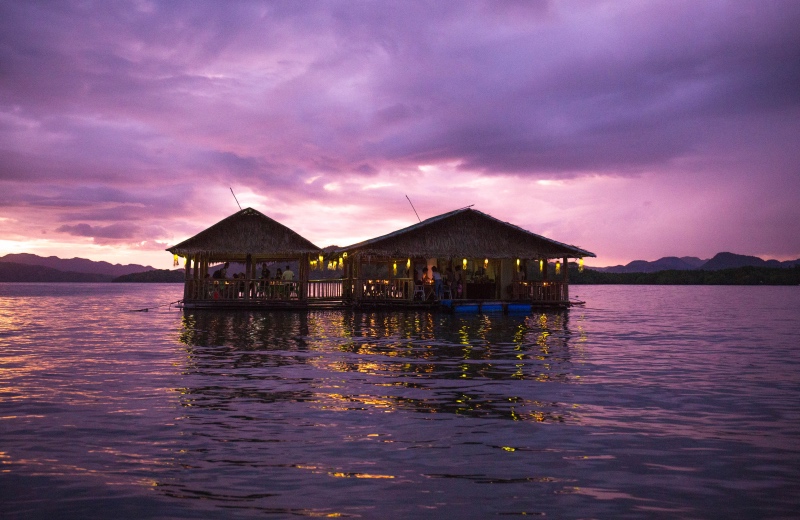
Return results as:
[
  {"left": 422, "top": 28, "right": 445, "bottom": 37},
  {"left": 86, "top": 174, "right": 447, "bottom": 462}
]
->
[{"left": 1, "top": 1, "right": 799, "bottom": 268}]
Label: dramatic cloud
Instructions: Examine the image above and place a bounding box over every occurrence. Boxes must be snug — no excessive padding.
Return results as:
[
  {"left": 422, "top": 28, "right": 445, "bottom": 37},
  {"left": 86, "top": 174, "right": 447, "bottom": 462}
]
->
[{"left": 1, "top": 0, "right": 799, "bottom": 267}]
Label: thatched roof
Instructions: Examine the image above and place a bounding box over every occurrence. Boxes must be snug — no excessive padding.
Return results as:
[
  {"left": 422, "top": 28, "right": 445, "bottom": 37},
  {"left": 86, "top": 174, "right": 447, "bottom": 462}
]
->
[
  {"left": 167, "top": 208, "right": 320, "bottom": 261},
  {"left": 336, "top": 208, "right": 595, "bottom": 259}
]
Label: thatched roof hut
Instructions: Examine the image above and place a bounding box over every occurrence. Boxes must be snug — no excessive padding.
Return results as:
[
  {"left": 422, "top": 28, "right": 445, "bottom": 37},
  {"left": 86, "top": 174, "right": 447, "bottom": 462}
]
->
[
  {"left": 336, "top": 208, "right": 594, "bottom": 259},
  {"left": 167, "top": 207, "right": 320, "bottom": 262}
]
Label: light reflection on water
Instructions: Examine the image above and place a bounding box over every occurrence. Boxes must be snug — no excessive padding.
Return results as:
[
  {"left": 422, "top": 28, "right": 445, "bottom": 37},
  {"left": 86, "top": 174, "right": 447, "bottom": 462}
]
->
[{"left": 1, "top": 283, "right": 799, "bottom": 519}]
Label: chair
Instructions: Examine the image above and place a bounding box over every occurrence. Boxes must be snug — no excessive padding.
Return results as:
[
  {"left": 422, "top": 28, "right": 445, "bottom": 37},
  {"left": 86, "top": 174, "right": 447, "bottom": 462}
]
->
[
  {"left": 441, "top": 285, "right": 452, "bottom": 299},
  {"left": 413, "top": 284, "right": 425, "bottom": 300}
]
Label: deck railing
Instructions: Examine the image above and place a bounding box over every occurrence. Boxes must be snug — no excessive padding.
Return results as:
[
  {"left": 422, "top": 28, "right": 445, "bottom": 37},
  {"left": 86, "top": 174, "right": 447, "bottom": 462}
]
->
[
  {"left": 349, "top": 278, "right": 415, "bottom": 301},
  {"left": 511, "top": 281, "right": 568, "bottom": 302},
  {"left": 184, "top": 278, "right": 569, "bottom": 304},
  {"left": 185, "top": 279, "right": 302, "bottom": 301},
  {"left": 307, "top": 279, "right": 344, "bottom": 300},
  {"left": 184, "top": 278, "right": 349, "bottom": 302}
]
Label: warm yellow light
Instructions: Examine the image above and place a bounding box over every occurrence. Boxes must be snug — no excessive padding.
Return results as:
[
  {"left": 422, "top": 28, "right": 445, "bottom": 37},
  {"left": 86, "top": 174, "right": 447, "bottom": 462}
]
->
[
  {"left": 406, "top": 258, "right": 411, "bottom": 269},
  {"left": 539, "top": 259, "right": 544, "bottom": 272},
  {"left": 484, "top": 258, "right": 488, "bottom": 268},
  {"left": 393, "top": 262, "right": 397, "bottom": 275},
  {"left": 555, "top": 261, "right": 561, "bottom": 275},
  {"left": 579, "top": 258, "right": 584, "bottom": 273},
  {"left": 516, "top": 258, "right": 520, "bottom": 271},
  {"left": 173, "top": 254, "right": 179, "bottom": 267},
  {"left": 338, "top": 257, "right": 343, "bottom": 269},
  {"left": 462, "top": 258, "right": 467, "bottom": 269},
  {"left": 319, "top": 254, "right": 324, "bottom": 263}
]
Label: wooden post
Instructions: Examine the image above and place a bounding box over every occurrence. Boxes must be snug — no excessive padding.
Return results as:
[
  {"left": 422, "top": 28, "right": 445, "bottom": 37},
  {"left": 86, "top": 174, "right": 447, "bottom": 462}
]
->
[
  {"left": 300, "top": 253, "right": 309, "bottom": 301},
  {"left": 355, "top": 255, "right": 363, "bottom": 300},
  {"left": 184, "top": 256, "right": 191, "bottom": 300},
  {"left": 563, "top": 256, "right": 569, "bottom": 302}
]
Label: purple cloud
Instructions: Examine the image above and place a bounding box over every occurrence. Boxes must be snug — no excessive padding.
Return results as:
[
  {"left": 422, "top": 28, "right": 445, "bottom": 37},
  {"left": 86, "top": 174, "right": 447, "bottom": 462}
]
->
[{"left": 0, "top": 0, "right": 798, "bottom": 267}]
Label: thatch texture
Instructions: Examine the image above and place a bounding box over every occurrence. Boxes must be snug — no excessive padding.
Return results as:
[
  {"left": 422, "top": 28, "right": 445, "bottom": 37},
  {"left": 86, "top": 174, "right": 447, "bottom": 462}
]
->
[
  {"left": 337, "top": 208, "right": 595, "bottom": 259},
  {"left": 167, "top": 208, "right": 320, "bottom": 261}
]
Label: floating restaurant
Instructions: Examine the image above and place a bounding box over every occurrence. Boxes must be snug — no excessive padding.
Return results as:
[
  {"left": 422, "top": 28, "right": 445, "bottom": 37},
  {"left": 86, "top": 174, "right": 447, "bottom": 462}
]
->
[{"left": 167, "top": 206, "right": 595, "bottom": 311}]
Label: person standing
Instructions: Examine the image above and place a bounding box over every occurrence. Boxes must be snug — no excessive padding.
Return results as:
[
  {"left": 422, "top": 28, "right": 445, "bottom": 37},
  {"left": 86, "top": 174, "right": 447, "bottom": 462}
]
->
[{"left": 432, "top": 266, "right": 443, "bottom": 300}]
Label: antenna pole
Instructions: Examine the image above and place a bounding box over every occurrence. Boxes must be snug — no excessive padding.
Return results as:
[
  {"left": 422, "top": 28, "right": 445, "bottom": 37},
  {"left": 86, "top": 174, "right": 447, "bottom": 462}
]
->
[
  {"left": 405, "top": 195, "right": 421, "bottom": 223},
  {"left": 230, "top": 187, "right": 242, "bottom": 210}
]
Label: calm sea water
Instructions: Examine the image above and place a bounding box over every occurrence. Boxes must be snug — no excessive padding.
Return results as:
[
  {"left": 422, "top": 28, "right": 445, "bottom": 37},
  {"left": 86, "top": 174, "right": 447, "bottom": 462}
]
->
[{"left": 1, "top": 284, "right": 798, "bottom": 519}]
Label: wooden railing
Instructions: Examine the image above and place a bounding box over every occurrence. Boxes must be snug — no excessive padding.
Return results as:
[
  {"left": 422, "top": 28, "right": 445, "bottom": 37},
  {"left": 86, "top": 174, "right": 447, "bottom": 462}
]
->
[
  {"left": 184, "top": 278, "right": 349, "bottom": 302},
  {"left": 182, "top": 278, "right": 566, "bottom": 304},
  {"left": 185, "top": 279, "right": 301, "bottom": 301},
  {"left": 352, "top": 278, "right": 415, "bottom": 301},
  {"left": 511, "top": 281, "right": 568, "bottom": 302},
  {"left": 307, "top": 279, "right": 344, "bottom": 300}
]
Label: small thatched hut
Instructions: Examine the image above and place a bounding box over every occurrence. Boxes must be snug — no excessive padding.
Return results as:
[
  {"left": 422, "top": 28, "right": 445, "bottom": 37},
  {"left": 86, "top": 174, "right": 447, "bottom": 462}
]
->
[
  {"left": 334, "top": 207, "right": 595, "bottom": 305},
  {"left": 167, "top": 208, "right": 321, "bottom": 306}
]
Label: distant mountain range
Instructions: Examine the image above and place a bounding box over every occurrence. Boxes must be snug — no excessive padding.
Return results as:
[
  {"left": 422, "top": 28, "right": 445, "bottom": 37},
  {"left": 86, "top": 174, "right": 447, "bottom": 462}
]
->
[
  {"left": 0, "top": 253, "right": 154, "bottom": 277},
  {"left": 591, "top": 252, "right": 800, "bottom": 273},
  {"left": 0, "top": 262, "right": 115, "bottom": 282},
  {"left": 0, "top": 252, "right": 798, "bottom": 283}
]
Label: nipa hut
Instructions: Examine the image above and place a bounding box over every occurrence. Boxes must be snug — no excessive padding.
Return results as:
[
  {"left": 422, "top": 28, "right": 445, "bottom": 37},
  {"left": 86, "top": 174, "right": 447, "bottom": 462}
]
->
[
  {"left": 333, "top": 207, "right": 595, "bottom": 306},
  {"left": 167, "top": 208, "right": 321, "bottom": 307}
]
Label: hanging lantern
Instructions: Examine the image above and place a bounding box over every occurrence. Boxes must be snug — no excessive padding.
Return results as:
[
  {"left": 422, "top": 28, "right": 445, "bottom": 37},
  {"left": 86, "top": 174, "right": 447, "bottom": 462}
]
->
[
  {"left": 406, "top": 258, "right": 411, "bottom": 270},
  {"left": 555, "top": 261, "right": 561, "bottom": 275},
  {"left": 319, "top": 254, "right": 324, "bottom": 264},
  {"left": 343, "top": 252, "right": 347, "bottom": 258},
  {"left": 539, "top": 259, "right": 544, "bottom": 272},
  {"left": 338, "top": 256, "right": 343, "bottom": 269},
  {"left": 516, "top": 258, "right": 520, "bottom": 271},
  {"left": 579, "top": 258, "right": 584, "bottom": 273},
  {"left": 484, "top": 258, "right": 488, "bottom": 268},
  {"left": 393, "top": 261, "right": 397, "bottom": 276},
  {"left": 173, "top": 254, "right": 179, "bottom": 267},
  {"left": 462, "top": 258, "right": 468, "bottom": 269}
]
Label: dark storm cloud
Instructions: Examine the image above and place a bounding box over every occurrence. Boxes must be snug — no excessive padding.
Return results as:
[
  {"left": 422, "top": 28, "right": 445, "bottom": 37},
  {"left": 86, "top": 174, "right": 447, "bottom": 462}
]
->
[{"left": 3, "top": 0, "right": 798, "bottom": 180}]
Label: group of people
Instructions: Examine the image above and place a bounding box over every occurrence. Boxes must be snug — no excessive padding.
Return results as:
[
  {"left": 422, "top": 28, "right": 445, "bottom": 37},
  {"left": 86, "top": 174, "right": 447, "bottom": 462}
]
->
[
  {"left": 415, "top": 264, "right": 463, "bottom": 300},
  {"left": 259, "top": 263, "right": 294, "bottom": 282},
  {"left": 208, "top": 262, "right": 297, "bottom": 300},
  {"left": 211, "top": 262, "right": 295, "bottom": 282}
]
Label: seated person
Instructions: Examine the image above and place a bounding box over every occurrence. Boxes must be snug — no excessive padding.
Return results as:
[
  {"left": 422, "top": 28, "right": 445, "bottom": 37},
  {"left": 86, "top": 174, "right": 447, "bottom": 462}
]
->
[{"left": 212, "top": 262, "right": 229, "bottom": 279}]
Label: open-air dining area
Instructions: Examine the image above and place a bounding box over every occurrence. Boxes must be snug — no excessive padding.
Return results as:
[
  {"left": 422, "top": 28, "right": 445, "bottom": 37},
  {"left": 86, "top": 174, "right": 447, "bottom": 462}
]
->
[{"left": 167, "top": 207, "right": 595, "bottom": 310}]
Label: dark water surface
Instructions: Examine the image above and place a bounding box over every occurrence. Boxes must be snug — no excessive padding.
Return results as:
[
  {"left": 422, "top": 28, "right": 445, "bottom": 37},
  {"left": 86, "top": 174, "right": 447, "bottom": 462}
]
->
[{"left": 1, "top": 284, "right": 798, "bottom": 519}]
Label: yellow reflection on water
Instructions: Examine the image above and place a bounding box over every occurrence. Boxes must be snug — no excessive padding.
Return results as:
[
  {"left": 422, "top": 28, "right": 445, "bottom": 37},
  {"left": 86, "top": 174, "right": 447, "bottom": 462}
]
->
[{"left": 328, "top": 472, "right": 395, "bottom": 479}]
